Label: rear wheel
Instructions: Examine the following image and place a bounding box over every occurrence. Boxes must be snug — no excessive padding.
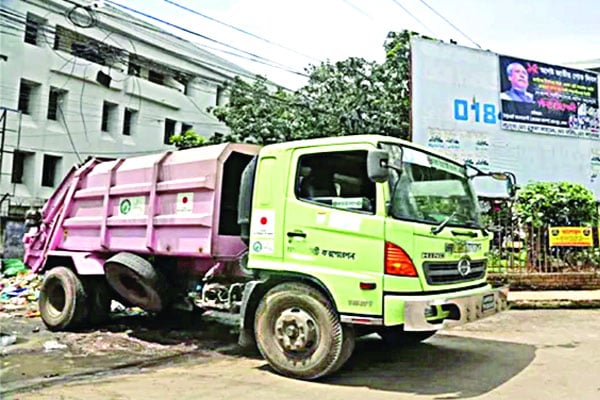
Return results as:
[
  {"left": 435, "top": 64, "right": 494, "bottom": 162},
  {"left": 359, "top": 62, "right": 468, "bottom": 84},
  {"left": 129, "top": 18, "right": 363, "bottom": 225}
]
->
[
  {"left": 104, "top": 252, "right": 168, "bottom": 312},
  {"left": 378, "top": 327, "right": 437, "bottom": 346},
  {"left": 254, "top": 283, "right": 352, "bottom": 380},
  {"left": 39, "top": 267, "right": 88, "bottom": 331}
]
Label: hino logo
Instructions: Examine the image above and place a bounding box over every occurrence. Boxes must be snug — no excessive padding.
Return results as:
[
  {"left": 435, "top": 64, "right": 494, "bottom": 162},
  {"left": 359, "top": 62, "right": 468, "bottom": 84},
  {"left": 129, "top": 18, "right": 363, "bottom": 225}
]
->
[{"left": 457, "top": 258, "right": 471, "bottom": 276}]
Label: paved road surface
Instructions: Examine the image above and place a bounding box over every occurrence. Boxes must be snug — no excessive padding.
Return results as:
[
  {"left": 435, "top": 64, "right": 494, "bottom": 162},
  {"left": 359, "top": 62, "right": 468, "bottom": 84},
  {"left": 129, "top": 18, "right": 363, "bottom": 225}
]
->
[{"left": 13, "top": 310, "right": 600, "bottom": 400}]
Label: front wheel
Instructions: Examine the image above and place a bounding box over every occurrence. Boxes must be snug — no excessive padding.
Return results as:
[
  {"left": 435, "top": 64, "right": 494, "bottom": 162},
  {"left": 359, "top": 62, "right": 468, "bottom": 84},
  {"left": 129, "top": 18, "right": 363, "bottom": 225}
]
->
[{"left": 254, "top": 282, "right": 354, "bottom": 380}]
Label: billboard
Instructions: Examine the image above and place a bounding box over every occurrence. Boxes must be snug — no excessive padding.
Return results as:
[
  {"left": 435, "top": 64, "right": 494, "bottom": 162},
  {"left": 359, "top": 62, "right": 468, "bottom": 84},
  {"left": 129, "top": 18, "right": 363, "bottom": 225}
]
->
[
  {"left": 499, "top": 56, "right": 599, "bottom": 138},
  {"left": 410, "top": 37, "right": 600, "bottom": 199}
]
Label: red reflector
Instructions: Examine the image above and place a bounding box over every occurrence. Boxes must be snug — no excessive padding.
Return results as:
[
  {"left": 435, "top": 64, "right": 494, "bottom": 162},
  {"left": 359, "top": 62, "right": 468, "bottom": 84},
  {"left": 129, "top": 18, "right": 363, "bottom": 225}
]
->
[
  {"left": 385, "top": 242, "right": 417, "bottom": 277},
  {"left": 359, "top": 282, "right": 377, "bottom": 290}
]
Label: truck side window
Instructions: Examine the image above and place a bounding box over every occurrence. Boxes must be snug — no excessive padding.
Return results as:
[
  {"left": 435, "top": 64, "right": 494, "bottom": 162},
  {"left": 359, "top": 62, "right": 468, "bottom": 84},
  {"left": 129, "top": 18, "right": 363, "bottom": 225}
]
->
[{"left": 296, "top": 150, "right": 375, "bottom": 214}]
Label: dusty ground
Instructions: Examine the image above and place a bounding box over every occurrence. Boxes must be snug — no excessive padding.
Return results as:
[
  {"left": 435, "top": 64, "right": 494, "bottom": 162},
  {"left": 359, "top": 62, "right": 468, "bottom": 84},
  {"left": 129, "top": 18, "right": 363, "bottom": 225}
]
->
[
  {"left": 0, "top": 309, "right": 241, "bottom": 395},
  {"left": 3, "top": 309, "right": 600, "bottom": 400}
]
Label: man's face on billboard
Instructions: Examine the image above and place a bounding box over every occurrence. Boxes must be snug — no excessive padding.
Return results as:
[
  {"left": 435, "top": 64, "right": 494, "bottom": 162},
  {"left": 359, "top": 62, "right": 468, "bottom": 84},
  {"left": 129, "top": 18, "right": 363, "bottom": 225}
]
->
[{"left": 509, "top": 63, "right": 529, "bottom": 91}]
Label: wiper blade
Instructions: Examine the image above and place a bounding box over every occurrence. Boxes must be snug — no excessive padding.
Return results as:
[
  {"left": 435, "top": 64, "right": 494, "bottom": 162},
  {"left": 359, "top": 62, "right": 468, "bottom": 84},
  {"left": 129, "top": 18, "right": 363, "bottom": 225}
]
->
[{"left": 431, "top": 212, "right": 456, "bottom": 235}]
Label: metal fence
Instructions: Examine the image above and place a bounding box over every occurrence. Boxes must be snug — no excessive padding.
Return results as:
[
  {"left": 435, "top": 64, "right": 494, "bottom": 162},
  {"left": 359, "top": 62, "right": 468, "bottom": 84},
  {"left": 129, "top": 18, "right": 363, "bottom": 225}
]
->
[{"left": 487, "top": 220, "right": 600, "bottom": 274}]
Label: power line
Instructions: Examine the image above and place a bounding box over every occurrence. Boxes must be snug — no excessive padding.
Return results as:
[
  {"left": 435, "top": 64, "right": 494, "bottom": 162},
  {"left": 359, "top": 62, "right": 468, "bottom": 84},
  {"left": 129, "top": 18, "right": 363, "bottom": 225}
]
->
[
  {"left": 417, "top": 0, "right": 481, "bottom": 49},
  {"left": 389, "top": 0, "right": 435, "bottom": 36},
  {"left": 162, "top": 0, "right": 319, "bottom": 63},
  {"left": 340, "top": 0, "right": 377, "bottom": 21},
  {"left": 104, "top": 0, "right": 308, "bottom": 77},
  {"left": 57, "top": 103, "right": 82, "bottom": 162},
  {"left": 1, "top": 5, "right": 306, "bottom": 85}
]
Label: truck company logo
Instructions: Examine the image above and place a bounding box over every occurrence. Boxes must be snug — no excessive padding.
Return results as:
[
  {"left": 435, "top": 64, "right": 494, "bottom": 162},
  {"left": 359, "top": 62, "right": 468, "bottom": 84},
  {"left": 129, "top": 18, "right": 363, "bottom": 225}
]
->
[
  {"left": 119, "top": 199, "right": 131, "bottom": 215},
  {"left": 312, "top": 247, "right": 356, "bottom": 260},
  {"left": 457, "top": 258, "right": 472, "bottom": 276},
  {"left": 252, "top": 241, "right": 263, "bottom": 252}
]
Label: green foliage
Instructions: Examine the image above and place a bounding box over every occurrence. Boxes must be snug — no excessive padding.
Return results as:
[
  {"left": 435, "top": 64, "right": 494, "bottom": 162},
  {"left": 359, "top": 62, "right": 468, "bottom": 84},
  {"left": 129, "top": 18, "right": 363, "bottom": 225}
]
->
[
  {"left": 208, "top": 76, "right": 311, "bottom": 144},
  {"left": 516, "top": 181, "right": 597, "bottom": 227},
  {"left": 207, "top": 30, "right": 420, "bottom": 145},
  {"left": 169, "top": 129, "right": 206, "bottom": 149}
]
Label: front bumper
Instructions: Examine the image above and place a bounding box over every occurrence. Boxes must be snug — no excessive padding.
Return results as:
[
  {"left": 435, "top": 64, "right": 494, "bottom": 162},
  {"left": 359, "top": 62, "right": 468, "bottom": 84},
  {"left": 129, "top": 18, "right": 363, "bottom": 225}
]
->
[{"left": 390, "top": 285, "right": 509, "bottom": 331}]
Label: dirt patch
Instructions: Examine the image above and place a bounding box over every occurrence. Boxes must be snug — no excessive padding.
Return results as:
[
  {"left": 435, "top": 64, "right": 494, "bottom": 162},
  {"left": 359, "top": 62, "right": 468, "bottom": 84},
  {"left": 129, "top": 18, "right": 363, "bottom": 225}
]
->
[{"left": 0, "top": 309, "right": 244, "bottom": 396}]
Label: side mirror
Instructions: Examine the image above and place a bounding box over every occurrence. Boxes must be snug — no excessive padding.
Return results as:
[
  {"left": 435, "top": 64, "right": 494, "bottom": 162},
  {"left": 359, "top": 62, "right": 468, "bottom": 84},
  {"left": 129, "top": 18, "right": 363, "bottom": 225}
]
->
[
  {"left": 367, "top": 149, "right": 390, "bottom": 183},
  {"left": 472, "top": 171, "right": 517, "bottom": 198}
]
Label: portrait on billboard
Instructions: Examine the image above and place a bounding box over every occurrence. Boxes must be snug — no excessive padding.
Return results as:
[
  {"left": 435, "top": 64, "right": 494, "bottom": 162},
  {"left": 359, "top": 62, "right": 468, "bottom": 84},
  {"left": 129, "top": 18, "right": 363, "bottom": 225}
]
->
[
  {"left": 499, "top": 55, "right": 599, "bottom": 138},
  {"left": 500, "top": 62, "right": 535, "bottom": 103}
]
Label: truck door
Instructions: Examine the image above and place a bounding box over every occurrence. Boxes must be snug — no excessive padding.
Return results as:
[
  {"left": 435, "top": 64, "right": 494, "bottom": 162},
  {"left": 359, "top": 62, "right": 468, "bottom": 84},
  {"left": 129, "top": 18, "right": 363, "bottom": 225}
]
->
[{"left": 282, "top": 146, "right": 385, "bottom": 318}]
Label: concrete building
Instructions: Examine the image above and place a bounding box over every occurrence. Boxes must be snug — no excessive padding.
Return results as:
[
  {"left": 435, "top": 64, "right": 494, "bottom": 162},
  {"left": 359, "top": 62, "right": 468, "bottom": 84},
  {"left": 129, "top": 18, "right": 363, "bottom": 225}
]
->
[{"left": 0, "top": 0, "right": 254, "bottom": 256}]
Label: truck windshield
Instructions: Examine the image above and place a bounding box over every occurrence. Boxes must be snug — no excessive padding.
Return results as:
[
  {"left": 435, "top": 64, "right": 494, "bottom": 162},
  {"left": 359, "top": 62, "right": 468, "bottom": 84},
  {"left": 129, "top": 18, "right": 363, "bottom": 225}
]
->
[{"left": 381, "top": 143, "right": 482, "bottom": 229}]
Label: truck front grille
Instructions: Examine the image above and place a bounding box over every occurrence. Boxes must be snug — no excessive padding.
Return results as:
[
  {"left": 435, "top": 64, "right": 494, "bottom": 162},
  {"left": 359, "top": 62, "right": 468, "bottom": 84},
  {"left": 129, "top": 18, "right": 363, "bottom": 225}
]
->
[{"left": 422, "top": 260, "right": 486, "bottom": 285}]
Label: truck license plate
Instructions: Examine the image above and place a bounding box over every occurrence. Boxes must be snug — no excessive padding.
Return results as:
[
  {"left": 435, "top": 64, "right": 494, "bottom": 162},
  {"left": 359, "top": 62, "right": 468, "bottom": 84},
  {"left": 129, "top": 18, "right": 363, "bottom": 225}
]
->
[{"left": 482, "top": 294, "right": 496, "bottom": 312}]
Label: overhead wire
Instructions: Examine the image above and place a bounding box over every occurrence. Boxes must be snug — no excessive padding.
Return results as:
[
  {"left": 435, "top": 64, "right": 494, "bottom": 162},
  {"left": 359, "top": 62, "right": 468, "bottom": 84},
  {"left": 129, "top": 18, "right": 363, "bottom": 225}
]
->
[
  {"left": 417, "top": 0, "right": 482, "bottom": 49},
  {"left": 389, "top": 0, "right": 436, "bottom": 36},
  {"left": 104, "top": 0, "right": 309, "bottom": 77},
  {"left": 340, "top": 0, "right": 377, "bottom": 21},
  {"left": 161, "top": 0, "right": 320, "bottom": 63},
  {"left": 56, "top": 103, "right": 82, "bottom": 162}
]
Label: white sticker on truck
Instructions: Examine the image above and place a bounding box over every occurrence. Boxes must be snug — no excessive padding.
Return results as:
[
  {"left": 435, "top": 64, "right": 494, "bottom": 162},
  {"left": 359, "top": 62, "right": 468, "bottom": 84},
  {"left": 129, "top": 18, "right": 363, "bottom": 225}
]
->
[
  {"left": 251, "top": 239, "right": 274, "bottom": 254},
  {"left": 251, "top": 209, "right": 275, "bottom": 238},
  {"left": 176, "top": 192, "right": 194, "bottom": 214},
  {"left": 118, "top": 196, "right": 146, "bottom": 216}
]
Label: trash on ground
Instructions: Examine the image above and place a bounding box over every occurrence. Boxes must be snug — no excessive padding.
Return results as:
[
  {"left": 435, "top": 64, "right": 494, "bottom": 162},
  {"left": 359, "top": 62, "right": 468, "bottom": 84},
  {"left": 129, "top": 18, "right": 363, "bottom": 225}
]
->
[
  {"left": 0, "top": 333, "right": 17, "bottom": 347},
  {"left": 43, "top": 340, "right": 68, "bottom": 352}
]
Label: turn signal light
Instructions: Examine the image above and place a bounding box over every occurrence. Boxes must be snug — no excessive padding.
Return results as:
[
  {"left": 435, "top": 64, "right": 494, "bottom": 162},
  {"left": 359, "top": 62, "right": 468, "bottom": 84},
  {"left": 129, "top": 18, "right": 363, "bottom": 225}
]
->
[{"left": 385, "top": 242, "right": 417, "bottom": 277}]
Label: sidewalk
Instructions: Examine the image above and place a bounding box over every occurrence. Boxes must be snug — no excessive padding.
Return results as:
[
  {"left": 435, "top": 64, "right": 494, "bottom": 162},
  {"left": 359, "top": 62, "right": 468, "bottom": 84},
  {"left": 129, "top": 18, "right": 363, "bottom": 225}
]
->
[{"left": 508, "top": 290, "right": 600, "bottom": 309}]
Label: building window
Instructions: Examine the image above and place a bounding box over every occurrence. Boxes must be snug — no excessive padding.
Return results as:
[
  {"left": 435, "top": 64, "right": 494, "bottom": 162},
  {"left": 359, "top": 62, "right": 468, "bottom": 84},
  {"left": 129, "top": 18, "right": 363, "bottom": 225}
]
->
[
  {"left": 101, "top": 101, "right": 118, "bottom": 133},
  {"left": 41, "top": 154, "right": 62, "bottom": 187},
  {"left": 164, "top": 118, "right": 176, "bottom": 144},
  {"left": 47, "top": 87, "right": 67, "bottom": 120},
  {"left": 216, "top": 86, "right": 225, "bottom": 106},
  {"left": 127, "top": 62, "right": 141, "bottom": 77},
  {"left": 24, "top": 13, "right": 44, "bottom": 45},
  {"left": 181, "top": 123, "right": 193, "bottom": 134},
  {"left": 149, "top": 70, "right": 165, "bottom": 85},
  {"left": 18, "top": 79, "right": 40, "bottom": 115},
  {"left": 53, "top": 26, "right": 123, "bottom": 68},
  {"left": 11, "top": 151, "right": 33, "bottom": 184},
  {"left": 123, "top": 108, "right": 137, "bottom": 136}
]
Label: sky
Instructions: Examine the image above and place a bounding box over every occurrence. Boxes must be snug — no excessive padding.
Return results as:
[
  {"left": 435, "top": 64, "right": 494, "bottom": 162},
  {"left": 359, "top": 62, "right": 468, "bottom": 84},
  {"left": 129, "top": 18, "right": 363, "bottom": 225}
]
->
[{"left": 107, "top": 0, "right": 600, "bottom": 89}]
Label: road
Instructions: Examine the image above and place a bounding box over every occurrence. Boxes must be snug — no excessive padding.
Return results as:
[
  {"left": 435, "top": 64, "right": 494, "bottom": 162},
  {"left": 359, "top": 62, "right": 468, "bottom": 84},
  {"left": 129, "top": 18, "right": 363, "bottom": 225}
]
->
[{"left": 9, "top": 310, "right": 600, "bottom": 400}]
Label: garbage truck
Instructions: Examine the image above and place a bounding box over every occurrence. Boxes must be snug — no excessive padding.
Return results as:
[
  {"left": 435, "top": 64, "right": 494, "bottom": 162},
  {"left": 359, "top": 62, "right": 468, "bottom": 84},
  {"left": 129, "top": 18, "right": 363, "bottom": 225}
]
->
[{"left": 23, "top": 134, "right": 514, "bottom": 380}]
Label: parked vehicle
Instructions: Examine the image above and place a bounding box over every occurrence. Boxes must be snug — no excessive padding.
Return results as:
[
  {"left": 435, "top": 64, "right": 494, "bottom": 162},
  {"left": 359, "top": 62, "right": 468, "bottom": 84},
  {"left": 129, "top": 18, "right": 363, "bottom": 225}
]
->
[{"left": 23, "top": 135, "right": 514, "bottom": 379}]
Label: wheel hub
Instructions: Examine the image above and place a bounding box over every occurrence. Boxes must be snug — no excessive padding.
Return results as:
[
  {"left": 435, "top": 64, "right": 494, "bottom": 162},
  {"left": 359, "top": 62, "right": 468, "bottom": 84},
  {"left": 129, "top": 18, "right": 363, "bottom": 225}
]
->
[{"left": 274, "top": 307, "right": 317, "bottom": 352}]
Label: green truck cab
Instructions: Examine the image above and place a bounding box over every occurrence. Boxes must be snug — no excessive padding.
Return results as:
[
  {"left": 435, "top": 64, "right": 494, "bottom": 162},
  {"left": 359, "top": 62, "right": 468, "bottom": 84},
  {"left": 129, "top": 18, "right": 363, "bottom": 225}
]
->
[{"left": 240, "top": 135, "right": 512, "bottom": 379}]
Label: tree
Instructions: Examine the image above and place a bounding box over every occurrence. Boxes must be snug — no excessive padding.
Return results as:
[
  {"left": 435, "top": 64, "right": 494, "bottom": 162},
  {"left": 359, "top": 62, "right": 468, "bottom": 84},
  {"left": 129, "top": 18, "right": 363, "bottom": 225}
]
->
[
  {"left": 206, "top": 30, "right": 420, "bottom": 145},
  {"left": 516, "top": 181, "right": 597, "bottom": 227},
  {"left": 169, "top": 129, "right": 205, "bottom": 149}
]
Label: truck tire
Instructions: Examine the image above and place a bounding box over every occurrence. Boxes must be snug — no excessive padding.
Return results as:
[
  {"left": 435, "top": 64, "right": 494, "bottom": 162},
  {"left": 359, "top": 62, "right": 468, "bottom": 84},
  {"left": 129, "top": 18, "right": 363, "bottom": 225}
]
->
[
  {"left": 378, "top": 327, "right": 437, "bottom": 346},
  {"left": 39, "top": 267, "right": 89, "bottom": 331},
  {"left": 254, "top": 282, "right": 347, "bottom": 380},
  {"left": 82, "top": 276, "right": 112, "bottom": 325},
  {"left": 329, "top": 324, "right": 356, "bottom": 374},
  {"left": 104, "top": 252, "right": 167, "bottom": 312}
]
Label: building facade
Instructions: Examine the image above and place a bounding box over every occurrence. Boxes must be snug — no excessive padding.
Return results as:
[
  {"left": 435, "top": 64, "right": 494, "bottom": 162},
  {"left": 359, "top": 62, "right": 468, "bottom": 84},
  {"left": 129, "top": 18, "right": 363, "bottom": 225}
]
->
[{"left": 0, "top": 0, "right": 252, "bottom": 255}]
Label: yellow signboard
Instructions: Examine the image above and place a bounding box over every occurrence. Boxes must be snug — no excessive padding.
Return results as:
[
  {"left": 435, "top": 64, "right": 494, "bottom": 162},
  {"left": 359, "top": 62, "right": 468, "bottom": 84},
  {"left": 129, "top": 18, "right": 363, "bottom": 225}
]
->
[{"left": 548, "top": 227, "right": 593, "bottom": 247}]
